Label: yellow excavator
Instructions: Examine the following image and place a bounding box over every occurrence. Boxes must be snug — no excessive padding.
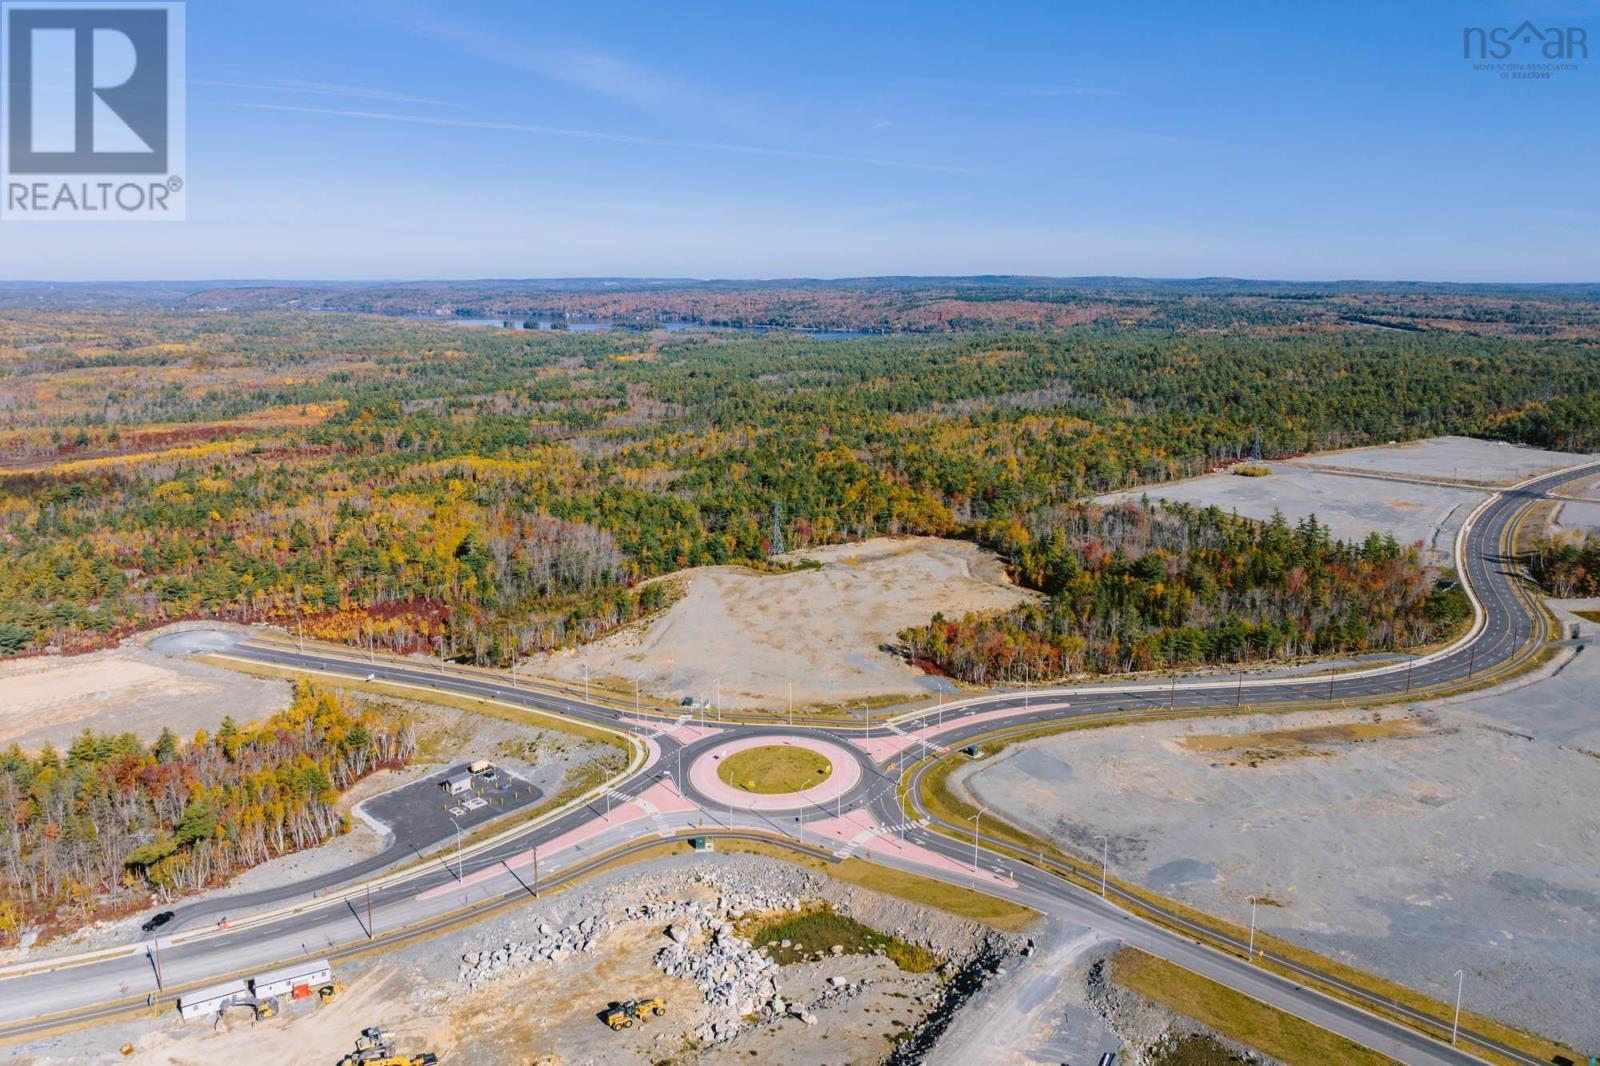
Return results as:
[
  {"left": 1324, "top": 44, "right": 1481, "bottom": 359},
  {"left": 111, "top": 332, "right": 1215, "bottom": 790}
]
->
[
  {"left": 334, "top": 1025, "right": 438, "bottom": 1066},
  {"left": 603, "top": 997, "right": 667, "bottom": 1030}
]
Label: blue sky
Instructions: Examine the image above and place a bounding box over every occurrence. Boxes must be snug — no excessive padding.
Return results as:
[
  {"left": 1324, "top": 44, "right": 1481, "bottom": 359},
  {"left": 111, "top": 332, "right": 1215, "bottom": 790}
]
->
[{"left": 3, "top": 0, "right": 1597, "bottom": 281}]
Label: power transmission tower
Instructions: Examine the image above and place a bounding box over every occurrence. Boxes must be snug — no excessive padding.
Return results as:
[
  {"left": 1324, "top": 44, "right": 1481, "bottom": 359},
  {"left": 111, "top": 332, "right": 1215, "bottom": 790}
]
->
[
  {"left": 1249, "top": 427, "right": 1263, "bottom": 463},
  {"left": 770, "top": 500, "right": 786, "bottom": 558}
]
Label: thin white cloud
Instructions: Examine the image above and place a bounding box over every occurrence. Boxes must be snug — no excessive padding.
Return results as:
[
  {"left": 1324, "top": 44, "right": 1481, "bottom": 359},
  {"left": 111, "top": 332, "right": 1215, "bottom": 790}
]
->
[
  {"left": 225, "top": 100, "right": 1004, "bottom": 178},
  {"left": 195, "top": 76, "right": 454, "bottom": 106},
  {"left": 380, "top": 2, "right": 703, "bottom": 115}
]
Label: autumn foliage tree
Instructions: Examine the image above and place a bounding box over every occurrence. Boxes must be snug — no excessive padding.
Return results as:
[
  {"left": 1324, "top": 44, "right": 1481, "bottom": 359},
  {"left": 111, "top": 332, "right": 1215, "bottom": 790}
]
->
[{"left": 0, "top": 682, "right": 413, "bottom": 938}]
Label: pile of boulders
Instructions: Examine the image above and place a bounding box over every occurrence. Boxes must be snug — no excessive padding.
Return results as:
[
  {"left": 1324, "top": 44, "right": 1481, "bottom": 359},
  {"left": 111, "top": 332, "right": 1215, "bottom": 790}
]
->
[
  {"left": 653, "top": 916, "right": 785, "bottom": 1043},
  {"left": 447, "top": 857, "right": 1031, "bottom": 1049},
  {"left": 456, "top": 914, "right": 608, "bottom": 991},
  {"left": 452, "top": 867, "right": 809, "bottom": 994}
]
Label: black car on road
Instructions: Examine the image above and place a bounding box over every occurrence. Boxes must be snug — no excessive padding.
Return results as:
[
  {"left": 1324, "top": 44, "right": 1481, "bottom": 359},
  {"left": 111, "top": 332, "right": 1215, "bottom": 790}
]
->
[{"left": 141, "top": 911, "right": 174, "bottom": 933}]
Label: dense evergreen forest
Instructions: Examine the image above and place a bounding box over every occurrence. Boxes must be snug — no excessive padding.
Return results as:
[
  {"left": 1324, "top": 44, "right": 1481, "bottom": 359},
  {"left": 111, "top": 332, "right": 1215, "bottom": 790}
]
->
[
  {"left": 0, "top": 683, "right": 413, "bottom": 937},
  {"left": 1, "top": 306, "right": 1596, "bottom": 670}
]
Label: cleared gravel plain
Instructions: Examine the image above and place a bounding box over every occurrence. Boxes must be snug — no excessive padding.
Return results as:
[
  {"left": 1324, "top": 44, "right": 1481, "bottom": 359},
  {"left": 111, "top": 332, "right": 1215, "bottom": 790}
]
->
[{"left": 955, "top": 644, "right": 1600, "bottom": 1050}]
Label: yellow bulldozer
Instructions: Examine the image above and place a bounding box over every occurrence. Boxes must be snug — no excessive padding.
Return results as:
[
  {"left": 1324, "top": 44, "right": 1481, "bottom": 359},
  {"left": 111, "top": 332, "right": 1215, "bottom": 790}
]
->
[{"left": 603, "top": 996, "right": 667, "bottom": 1030}]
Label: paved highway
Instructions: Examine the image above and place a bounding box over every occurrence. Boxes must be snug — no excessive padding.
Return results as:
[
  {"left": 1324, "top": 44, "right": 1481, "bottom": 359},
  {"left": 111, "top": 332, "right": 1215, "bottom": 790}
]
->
[{"left": 1, "top": 459, "right": 1593, "bottom": 1063}]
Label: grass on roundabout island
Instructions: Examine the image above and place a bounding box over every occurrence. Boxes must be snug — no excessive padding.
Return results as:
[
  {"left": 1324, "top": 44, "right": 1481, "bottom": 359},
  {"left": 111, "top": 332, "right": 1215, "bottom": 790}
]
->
[{"left": 717, "top": 744, "right": 833, "bottom": 794}]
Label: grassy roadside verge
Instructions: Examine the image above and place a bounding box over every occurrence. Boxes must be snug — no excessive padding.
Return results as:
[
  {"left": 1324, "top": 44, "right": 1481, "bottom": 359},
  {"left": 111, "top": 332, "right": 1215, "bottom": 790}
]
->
[
  {"left": 910, "top": 745, "right": 1574, "bottom": 1066},
  {"left": 1111, "top": 948, "right": 1394, "bottom": 1066},
  {"left": 710, "top": 839, "right": 1038, "bottom": 932}
]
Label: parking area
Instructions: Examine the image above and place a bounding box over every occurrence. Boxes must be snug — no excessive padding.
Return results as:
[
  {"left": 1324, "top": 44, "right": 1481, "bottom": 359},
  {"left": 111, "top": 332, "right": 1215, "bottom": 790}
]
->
[{"left": 360, "top": 763, "right": 545, "bottom": 856}]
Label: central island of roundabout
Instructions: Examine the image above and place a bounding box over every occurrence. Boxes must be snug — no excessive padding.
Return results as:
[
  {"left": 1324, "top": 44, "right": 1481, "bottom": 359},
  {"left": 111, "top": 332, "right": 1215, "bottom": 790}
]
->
[{"left": 687, "top": 734, "right": 863, "bottom": 811}]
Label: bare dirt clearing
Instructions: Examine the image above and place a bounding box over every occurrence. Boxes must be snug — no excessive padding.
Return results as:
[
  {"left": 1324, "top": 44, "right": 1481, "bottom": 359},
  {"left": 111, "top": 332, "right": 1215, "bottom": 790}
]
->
[
  {"left": 537, "top": 536, "right": 1033, "bottom": 710},
  {"left": 1283, "top": 435, "right": 1588, "bottom": 485},
  {"left": 955, "top": 644, "right": 1600, "bottom": 1049},
  {"left": 0, "top": 633, "right": 286, "bottom": 750},
  {"left": 1100, "top": 436, "right": 1596, "bottom": 563}
]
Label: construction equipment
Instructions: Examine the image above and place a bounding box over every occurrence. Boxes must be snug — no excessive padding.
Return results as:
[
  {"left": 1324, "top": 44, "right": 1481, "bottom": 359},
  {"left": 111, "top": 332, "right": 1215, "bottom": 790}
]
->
[
  {"left": 335, "top": 1026, "right": 438, "bottom": 1066},
  {"left": 603, "top": 997, "right": 667, "bottom": 1030}
]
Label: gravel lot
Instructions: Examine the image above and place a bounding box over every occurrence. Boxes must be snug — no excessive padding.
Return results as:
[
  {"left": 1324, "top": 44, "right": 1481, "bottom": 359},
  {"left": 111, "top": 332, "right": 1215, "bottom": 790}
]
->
[
  {"left": 539, "top": 536, "right": 1033, "bottom": 710},
  {"left": 955, "top": 645, "right": 1600, "bottom": 1049},
  {"left": 1100, "top": 436, "right": 1598, "bottom": 565},
  {"left": 1283, "top": 435, "right": 1589, "bottom": 485},
  {"left": 0, "top": 626, "right": 286, "bottom": 750}
]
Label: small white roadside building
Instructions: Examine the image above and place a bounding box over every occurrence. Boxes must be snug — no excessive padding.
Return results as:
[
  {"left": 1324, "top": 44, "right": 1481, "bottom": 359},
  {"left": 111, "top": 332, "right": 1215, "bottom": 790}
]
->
[
  {"left": 176, "top": 979, "right": 247, "bottom": 1021},
  {"left": 249, "top": 958, "right": 333, "bottom": 999}
]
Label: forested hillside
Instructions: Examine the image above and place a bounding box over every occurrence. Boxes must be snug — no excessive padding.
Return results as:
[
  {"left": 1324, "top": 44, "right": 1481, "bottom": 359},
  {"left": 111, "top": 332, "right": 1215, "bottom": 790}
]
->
[
  {"left": 0, "top": 682, "right": 413, "bottom": 938},
  {"left": 1, "top": 306, "right": 1596, "bottom": 668}
]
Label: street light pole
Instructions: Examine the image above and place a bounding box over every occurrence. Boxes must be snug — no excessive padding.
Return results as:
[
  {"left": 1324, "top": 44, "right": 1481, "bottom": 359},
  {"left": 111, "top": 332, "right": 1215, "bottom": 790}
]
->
[
  {"left": 1451, "top": 970, "right": 1464, "bottom": 1045},
  {"left": 582, "top": 663, "right": 589, "bottom": 703},
  {"left": 1097, "top": 835, "right": 1109, "bottom": 897},
  {"left": 972, "top": 806, "right": 987, "bottom": 872},
  {"left": 450, "top": 815, "right": 463, "bottom": 881}
]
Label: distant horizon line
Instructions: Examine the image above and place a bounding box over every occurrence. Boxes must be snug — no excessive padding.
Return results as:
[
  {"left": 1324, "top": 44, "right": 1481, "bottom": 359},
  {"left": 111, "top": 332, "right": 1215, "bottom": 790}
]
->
[{"left": 1, "top": 274, "right": 1598, "bottom": 289}]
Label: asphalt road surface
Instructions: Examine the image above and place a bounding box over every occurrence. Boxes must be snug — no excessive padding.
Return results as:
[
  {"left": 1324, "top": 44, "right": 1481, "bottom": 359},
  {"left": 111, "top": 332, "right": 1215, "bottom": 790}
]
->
[{"left": 1, "top": 459, "right": 1593, "bottom": 1065}]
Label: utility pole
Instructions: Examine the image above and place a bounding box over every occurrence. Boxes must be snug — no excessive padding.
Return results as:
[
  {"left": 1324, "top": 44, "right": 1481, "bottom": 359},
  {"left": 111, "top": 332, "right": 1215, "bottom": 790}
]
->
[
  {"left": 634, "top": 676, "right": 640, "bottom": 716},
  {"left": 1467, "top": 645, "right": 1477, "bottom": 680},
  {"left": 366, "top": 883, "right": 374, "bottom": 939},
  {"left": 1097, "top": 834, "right": 1109, "bottom": 897},
  {"left": 1247, "top": 895, "right": 1257, "bottom": 960},
  {"left": 788, "top": 682, "right": 794, "bottom": 727},
  {"left": 1405, "top": 657, "right": 1414, "bottom": 692},
  {"left": 1451, "top": 970, "right": 1464, "bottom": 1045},
  {"left": 450, "top": 816, "right": 463, "bottom": 881},
  {"left": 582, "top": 663, "right": 589, "bottom": 703},
  {"left": 533, "top": 846, "right": 539, "bottom": 898},
  {"left": 150, "top": 937, "right": 164, "bottom": 990},
  {"left": 1328, "top": 671, "right": 1335, "bottom": 700},
  {"left": 298, "top": 620, "right": 304, "bottom": 654},
  {"left": 972, "top": 806, "right": 987, "bottom": 872},
  {"left": 1236, "top": 668, "right": 1244, "bottom": 706}
]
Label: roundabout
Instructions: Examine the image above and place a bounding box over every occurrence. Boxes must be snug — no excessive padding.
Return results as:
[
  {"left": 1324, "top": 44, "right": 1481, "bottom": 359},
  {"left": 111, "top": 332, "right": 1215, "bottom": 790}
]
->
[{"left": 687, "top": 734, "right": 863, "bottom": 811}]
